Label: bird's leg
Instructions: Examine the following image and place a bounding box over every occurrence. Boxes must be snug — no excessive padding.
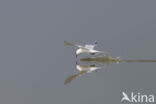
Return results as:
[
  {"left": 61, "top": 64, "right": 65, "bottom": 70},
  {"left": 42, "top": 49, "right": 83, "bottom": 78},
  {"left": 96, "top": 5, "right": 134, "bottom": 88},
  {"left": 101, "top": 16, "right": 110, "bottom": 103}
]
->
[
  {"left": 91, "top": 53, "right": 95, "bottom": 55},
  {"left": 75, "top": 52, "right": 78, "bottom": 58},
  {"left": 75, "top": 61, "right": 80, "bottom": 67}
]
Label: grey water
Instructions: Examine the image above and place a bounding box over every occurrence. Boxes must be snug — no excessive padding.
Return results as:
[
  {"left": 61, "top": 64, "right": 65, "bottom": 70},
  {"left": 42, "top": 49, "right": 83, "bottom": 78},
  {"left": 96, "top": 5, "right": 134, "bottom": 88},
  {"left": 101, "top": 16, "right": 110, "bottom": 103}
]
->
[{"left": 0, "top": 0, "right": 156, "bottom": 104}]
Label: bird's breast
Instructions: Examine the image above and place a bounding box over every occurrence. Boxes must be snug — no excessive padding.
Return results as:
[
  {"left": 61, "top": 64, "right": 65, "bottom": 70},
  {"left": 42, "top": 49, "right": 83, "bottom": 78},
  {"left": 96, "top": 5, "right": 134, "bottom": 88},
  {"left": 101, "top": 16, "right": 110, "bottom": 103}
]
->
[{"left": 76, "top": 48, "right": 89, "bottom": 54}]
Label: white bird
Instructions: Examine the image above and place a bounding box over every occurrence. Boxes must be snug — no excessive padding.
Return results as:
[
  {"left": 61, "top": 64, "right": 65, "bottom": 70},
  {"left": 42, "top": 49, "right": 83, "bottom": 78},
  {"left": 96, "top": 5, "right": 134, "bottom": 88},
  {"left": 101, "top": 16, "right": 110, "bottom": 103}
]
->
[
  {"left": 64, "top": 41, "right": 104, "bottom": 58},
  {"left": 121, "top": 92, "right": 131, "bottom": 102}
]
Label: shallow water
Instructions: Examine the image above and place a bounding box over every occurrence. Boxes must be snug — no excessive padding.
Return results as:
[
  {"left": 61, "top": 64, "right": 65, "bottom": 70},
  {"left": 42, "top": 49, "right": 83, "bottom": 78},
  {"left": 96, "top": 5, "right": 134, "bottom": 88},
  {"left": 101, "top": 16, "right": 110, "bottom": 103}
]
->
[{"left": 0, "top": 0, "right": 156, "bottom": 104}]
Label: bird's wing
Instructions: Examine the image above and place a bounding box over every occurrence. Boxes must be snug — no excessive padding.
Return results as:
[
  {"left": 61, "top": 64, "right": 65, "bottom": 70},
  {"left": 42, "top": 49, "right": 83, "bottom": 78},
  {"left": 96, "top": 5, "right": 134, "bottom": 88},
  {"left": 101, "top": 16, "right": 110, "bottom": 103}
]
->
[
  {"left": 64, "top": 40, "right": 74, "bottom": 46},
  {"left": 64, "top": 41, "right": 89, "bottom": 50},
  {"left": 91, "top": 50, "right": 105, "bottom": 54},
  {"left": 64, "top": 71, "right": 87, "bottom": 84},
  {"left": 84, "top": 41, "right": 98, "bottom": 49},
  {"left": 92, "top": 50, "right": 111, "bottom": 56},
  {"left": 84, "top": 45, "right": 95, "bottom": 50}
]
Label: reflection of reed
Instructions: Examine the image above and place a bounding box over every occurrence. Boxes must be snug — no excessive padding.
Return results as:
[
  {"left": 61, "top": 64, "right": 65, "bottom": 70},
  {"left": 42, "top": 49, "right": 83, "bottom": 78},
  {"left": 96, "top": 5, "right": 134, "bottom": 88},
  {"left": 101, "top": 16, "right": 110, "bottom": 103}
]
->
[
  {"left": 80, "top": 56, "right": 122, "bottom": 64},
  {"left": 124, "top": 60, "right": 156, "bottom": 63},
  {"left": 80, "top": 57, "right": 156, "bottom": 63}
]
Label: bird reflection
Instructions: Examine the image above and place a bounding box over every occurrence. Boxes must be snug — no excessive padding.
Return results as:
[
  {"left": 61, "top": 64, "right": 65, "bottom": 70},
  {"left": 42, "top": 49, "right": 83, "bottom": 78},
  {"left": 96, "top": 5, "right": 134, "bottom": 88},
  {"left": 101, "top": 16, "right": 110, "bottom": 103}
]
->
[
  {"left": 65, "top": 55, "right": 156, "bottom": 84},
  {"left": 64, "top": 55, "right": 123, "bottom": 84},
  {"left": 64, "top": 62, "right": 103, "bottom": 84}
]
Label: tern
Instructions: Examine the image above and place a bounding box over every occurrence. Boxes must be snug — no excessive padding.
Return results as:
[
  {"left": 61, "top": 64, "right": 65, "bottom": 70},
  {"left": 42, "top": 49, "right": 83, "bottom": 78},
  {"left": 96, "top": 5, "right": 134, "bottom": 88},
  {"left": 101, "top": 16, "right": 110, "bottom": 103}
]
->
[{"left": 64, "top": 41, "right": 105, "bottom": 58}]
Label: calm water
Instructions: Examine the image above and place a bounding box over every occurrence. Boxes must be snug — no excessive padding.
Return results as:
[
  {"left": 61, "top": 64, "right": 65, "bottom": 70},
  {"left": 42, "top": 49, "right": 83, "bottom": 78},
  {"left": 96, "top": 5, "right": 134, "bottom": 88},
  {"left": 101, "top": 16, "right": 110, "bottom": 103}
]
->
[{"left": 0, "top": 0, "right": 156, "bottom": 104}]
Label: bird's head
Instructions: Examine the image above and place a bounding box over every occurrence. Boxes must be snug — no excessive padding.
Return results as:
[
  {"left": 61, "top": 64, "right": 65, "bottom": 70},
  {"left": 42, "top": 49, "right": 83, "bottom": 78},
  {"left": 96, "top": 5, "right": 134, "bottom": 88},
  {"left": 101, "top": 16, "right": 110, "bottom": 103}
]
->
[{"left": 94, "top": 41, "right": 98, "bottom": 45}]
